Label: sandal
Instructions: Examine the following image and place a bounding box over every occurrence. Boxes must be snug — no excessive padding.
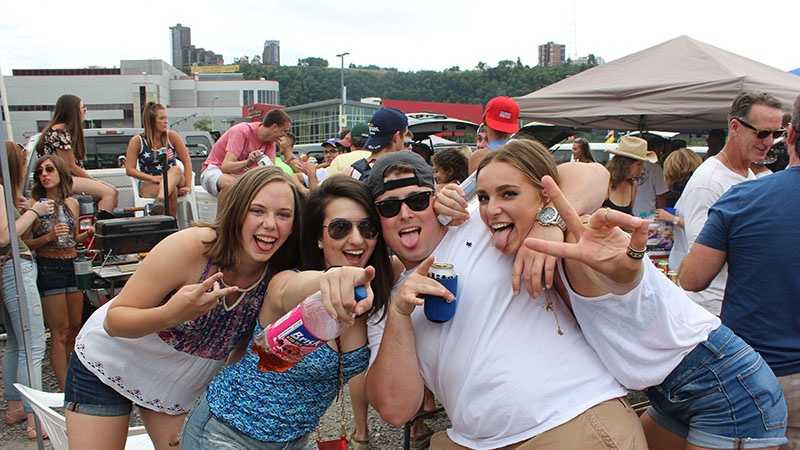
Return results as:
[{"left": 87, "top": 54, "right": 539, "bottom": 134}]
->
[
  {"left": 349, "top": 431, "right": 369, "bottom": 450},
  {"left": 4, "top": 407, "right": 26, "bottom": 426}
]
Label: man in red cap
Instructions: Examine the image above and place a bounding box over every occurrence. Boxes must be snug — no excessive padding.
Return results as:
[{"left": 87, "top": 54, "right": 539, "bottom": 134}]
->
[{"left": 468, "top": 96, "right": 520, "bottom": 173}]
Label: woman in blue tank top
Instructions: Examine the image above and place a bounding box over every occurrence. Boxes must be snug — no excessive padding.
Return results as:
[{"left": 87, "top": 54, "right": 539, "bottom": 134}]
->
[
  {"left": 182, "top": 175, "right": 395, "bottom": 449},
  {"left": 124, "top": 102, "right": 193, "bottom": 215}
]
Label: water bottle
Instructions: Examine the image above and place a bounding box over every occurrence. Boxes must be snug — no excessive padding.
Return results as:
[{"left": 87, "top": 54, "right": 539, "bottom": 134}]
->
[
  {"left": 252, "top": 286, "right": 368, "bottom": 372},
  {"left": 56, "top": 203, "right": 76, "bottom": 248},
  {"left": 74, "top": 244, "right": 92, "bottom": 290},
  {"left": 257, "top": 154, "right": 273, "bottom": 167}
]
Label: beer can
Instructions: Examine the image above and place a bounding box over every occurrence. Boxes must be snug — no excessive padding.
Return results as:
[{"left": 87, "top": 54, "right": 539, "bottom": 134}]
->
[{"left": 424, "top": 263, "right": 459, "bottom": 323}]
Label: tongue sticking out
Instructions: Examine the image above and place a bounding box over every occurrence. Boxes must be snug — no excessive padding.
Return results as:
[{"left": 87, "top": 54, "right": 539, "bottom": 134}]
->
[
  {"left": 492, "top": 226, "right": 513, "bottom": 252},
  {"left": 399, "top": 230, "right": 421, "bottom": 248}
]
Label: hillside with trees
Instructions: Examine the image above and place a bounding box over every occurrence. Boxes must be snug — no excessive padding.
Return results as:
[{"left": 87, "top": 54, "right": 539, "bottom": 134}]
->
[{"left": 232, "top": 57, "right": 597, "bottom": 107}]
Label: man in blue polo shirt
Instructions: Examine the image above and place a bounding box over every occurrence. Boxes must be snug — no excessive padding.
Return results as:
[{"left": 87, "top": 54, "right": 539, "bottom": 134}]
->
[{"left": 681, "top": 94, "right": 800, "bottom": 449}]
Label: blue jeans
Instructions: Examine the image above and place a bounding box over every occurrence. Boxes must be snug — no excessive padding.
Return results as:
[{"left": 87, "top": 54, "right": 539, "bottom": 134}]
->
[
  {"left": 647, "top": 325, "right": 788, "bottom": 449},
  {"left": 2, "top": 259, "right": 46, "bottom": 413},
  {"left": 182, "top": 395, "right": 312, "bottom": 450}
]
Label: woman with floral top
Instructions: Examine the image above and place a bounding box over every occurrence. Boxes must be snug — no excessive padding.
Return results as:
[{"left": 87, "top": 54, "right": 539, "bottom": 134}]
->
[{"left": 36, "top": 94, "right": 118, "bottom": 212}]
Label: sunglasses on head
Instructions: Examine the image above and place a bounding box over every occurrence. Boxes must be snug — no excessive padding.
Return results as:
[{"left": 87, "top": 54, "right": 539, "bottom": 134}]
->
[
  {"left": 374, "top": 191, "right": 433, "bottom": 218},
  {"left": 324, "top": 218, "right": 378, "bottom": 240},
  {"left": 36, "top": 166, "right": 56, "bottom": 176},
  {"left": 734, "top": 117, "right": 786, "bottom": 139}
]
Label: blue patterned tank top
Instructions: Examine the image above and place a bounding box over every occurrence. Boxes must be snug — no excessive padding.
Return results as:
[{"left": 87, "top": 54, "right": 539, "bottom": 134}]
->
[
  {"left": 137, "top": 134, "right": 177, "bottom": 176},
  {"left": 206, "top": 322, "right": 369, "bottom": 442},
  {"left": 31, "top": 201, "right": 76, "bottom": 253},
  {"left": 157, "top": 261, "right": 268, "bottom": 360}
]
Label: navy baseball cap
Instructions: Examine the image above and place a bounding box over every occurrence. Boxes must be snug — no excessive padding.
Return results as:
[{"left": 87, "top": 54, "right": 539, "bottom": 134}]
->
[
  {"left": 365, "top": 108, "right": 408, "bottom": 151},
  {"left": 322, "top": 138, "right": 339, "bottom": 148}
]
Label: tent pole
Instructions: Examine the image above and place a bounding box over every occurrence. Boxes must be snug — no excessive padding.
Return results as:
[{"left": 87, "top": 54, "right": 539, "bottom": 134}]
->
[{"left": 0, "top": 64, "right": 46, "bottom": 450}]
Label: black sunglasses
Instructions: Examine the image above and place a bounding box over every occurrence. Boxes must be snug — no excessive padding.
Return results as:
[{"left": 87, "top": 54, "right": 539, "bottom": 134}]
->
[
  {"left": 734, "top": 117, "right": 785, "bottom": 140},
  {"left": 374, "top": 191, "right": 433, "bottom": 218},
  {"left": 324, "top": 218, "right": 378, "bottom": 240}
]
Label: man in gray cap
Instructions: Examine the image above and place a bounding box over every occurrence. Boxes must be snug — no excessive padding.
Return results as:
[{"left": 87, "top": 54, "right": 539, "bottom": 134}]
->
[{"left": 365, "top": 152, "right": 646, "bottom": 449}]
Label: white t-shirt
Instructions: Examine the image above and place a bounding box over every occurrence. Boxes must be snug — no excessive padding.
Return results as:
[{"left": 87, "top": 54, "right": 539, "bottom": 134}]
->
[
  {"left": 560, "top": 257, "right": 720, "bottom": 390},
  {"left": 367, "top": 205, "right": 627, "bottom": 449},
  {"left": 674, "top": 157, "right": 755, "bottom": 315},
  {"left": 633, "top": 161, "right": 669, "bottom": 217}
]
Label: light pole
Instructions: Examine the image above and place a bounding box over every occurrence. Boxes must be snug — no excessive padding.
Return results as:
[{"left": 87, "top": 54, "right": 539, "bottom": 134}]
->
[
  {"left": 211, "top": 96, "right": 219, "bottom": 132},
  {"left": 335, "top": 52, "right": 349, "bottom": 133}
]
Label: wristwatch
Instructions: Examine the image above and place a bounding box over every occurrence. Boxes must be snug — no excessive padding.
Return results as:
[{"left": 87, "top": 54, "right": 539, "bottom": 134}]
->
[{"left": 536, "top": 206, "right": 567, "bottom": 232}]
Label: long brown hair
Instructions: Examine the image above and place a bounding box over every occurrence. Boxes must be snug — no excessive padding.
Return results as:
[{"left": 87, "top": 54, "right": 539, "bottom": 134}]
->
[
  {"left": 476, "top": 139, "right": 560, "bottom": 190},
  {"left": 573, "top": 138, "right": 596, "bottom": 163},
  {"left": 201, "top": 167, "right": 304, "bottom": 273},
  {"left": 36, "top": 94, "right": 85, "bottom": 160},
  {"left": 143, "top": 102, "right": 169, "bottom": 150},
  {"left": 31, "top": 155, "right": 73, "bottom": 201},
  {"left": 606, "top": 155, "right": 639, "bottom": 189},
  {"left": 1, "top": 141, "right": 27, "bottom": 202}
]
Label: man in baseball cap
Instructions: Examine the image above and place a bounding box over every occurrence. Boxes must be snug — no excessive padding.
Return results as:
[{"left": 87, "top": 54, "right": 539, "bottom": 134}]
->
[
  {"left": 347, "top": 107, "right": 410, "bottom": 181},
  {"left": 468, "top": 96, "right": 521, "bottom": 173}
]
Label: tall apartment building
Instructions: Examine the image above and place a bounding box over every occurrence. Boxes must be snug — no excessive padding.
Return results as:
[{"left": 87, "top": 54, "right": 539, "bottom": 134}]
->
[
  {"left": 263, "top": 40, "right": 280, "bottom": 66},
  {"left": 538, "top": 41, "right": 566, "bottom": 67},
  {"left": 169, "top": 23, "right": 223, "bottom": 69}
]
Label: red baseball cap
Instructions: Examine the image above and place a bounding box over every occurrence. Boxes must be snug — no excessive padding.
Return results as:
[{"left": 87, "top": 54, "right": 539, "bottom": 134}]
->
[{"left": 483, "top": 96, "right": 520, "bottom": 134}]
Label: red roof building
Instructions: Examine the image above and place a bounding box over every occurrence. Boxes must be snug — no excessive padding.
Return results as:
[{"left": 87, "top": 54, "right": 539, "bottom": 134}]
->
[{"left": 381, "top": 99, "right": 482, "bottom": 124}]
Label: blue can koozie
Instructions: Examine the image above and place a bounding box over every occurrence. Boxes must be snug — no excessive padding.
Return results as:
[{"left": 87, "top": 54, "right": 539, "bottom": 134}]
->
[{"left": 424, "top": 263, "right": 458, "bottom": 323}]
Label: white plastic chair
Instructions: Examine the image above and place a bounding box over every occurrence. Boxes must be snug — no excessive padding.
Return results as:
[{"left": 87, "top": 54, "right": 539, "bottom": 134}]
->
[
  {"left": 14, "top": 383, "right": 154, "bottom": 450},
  {"left": 129, "top": 159, "right": 198, "bottom": 227}
]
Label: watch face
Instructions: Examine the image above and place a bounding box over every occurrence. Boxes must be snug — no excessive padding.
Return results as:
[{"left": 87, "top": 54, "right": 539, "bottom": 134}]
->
[{"left": 539, "top": 207, "right": 557, "bottom": 223}]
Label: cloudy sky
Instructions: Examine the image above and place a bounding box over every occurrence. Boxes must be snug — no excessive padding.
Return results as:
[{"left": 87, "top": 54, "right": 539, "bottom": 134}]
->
[{"left": 2, "top": 0, "right": 799, "bottom": 74}]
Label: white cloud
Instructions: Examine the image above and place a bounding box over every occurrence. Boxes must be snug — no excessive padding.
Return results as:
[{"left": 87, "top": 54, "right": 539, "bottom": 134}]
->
[{"left": 1, "top": 0, "right": 798, "bottom": 73}]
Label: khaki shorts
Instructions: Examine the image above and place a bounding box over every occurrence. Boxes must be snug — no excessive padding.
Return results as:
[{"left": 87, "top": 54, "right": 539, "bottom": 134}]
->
[
  {"left": 430, "top": 398, "right": 646, "bottom": 450},
  {"left": 780, "top": 372, "right": 800, "bottom": 450}
]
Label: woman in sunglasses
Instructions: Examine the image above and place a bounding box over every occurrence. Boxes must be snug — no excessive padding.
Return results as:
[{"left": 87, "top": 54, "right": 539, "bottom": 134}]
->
[
  {"left": 475, "top": 139, "right": 787, "bottom": 450},
  {"left": 182, "top": 175, "right": 394, "bottom": 449},
  {"left": 24, "top": 155, "right": 92, "bottom": 390},
  {"left": 36, "top": 94, "right": 118, "bottom": 213},
  {"left": 0, "top": 142, "right": 54, "bottom": 439}
]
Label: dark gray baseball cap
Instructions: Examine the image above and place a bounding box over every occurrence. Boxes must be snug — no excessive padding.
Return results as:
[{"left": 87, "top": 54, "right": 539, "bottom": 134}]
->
[{"left": 366, "top": 151, "right": 435, "bottom": 198}]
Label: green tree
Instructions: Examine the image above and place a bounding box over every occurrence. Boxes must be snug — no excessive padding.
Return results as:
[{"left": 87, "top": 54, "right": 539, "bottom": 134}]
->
[
  {"left": 298, "top": 57, "right": 329, "bottom": 67},
  {"left": 194, "top": 118, "right": 212, "bottom": 132}
]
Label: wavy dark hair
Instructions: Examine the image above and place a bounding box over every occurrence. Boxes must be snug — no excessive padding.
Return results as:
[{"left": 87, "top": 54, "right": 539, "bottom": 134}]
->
[
  {"left": 200, "top": 167, "right": 304, "bottom": 278},
  {"left": 31, "top": 155, "right": 73, "bottom": 201},
  {"left": 301, "top": 175, "right": 392, "bottom": 321},
  {"left": 36, "top": 94, "right": 85, "bottom": 160},
  {"left": 432, "top": 147, "right": 469, "bottom": 184},
  {"left": 572, "top": 138, "right": 595, "bottom": 163}
]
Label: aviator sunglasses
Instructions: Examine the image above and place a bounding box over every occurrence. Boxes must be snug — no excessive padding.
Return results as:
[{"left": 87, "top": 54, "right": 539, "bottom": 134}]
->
[
  {"left": 734, "top": 117, "right": 785, "bottom": 140},
  {"left": 324, "top": 218, "right": 379, "bottom": 240},
  {"left": 36, "top": 165, "right": 56, "bottom": 176},
  {"left": 374, "top": 191, "right": 433, "bottom": 218}
]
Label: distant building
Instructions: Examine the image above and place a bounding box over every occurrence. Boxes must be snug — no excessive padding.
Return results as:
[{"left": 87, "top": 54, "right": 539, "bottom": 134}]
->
[
  {"left": 170, "top": 24, "right": 191, "bottom": 68},
  {"left": 169, "top": 23, "right": 223, "bottom": 69},
  {"left": 538, "top": 41, "right": 566, "bottom": 67},
  {"left": 381, "top": 99, "right": 482, "bottom": 124},
  {"left": 283, "top": 99, "right": 380, "bottom": 144},
  {"left": 263, "top": 40, "right": 280, "bottom": 66},
  {"left": 4, "top": 59, "right": 278, "bottom": 140}
]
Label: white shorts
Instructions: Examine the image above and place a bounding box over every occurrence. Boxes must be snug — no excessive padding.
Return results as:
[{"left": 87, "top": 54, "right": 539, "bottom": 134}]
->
[{"left": 200, "top": 165, "right": 222, "bottom": 197}]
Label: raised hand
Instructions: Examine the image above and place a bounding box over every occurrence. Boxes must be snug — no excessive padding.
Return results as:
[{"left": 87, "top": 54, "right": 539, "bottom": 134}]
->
[
  {"left": 164, "top": 272, "right": 242, "bottom": 324},
  {"left": 513, "top": 224, "right": 562, "bottom": 297},
  {"left": 433, "top": 183, "right": 469, "bottom": 226},
  {"left": 31, "top": 199, "right": 55, "bottom": 217},
  {"left": 524, "top": 176, "right": 649, "bottom": 294},
  {"left": 390, "top": 257, "right": 453, "bottom": 317},
  {"left": 318, "top": 266, "right": 375, "bottom": 325}
]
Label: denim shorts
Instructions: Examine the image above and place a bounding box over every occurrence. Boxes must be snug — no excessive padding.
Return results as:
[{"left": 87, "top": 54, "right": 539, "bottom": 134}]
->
[
  {"left": 646, "top": 325, "right": 788, "bottom": 449},
  {"left": 36, "top": 256, "right": 79, "bottom": 296},
  {"left": 182, "top": 394, "right": 311, "bottom": 450},
  {"left": 64, "top": 352, "right": 133, "bottom": 417}
]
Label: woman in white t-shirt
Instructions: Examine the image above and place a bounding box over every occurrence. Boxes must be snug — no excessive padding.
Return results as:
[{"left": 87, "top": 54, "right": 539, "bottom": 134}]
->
[{"left": 474, "top": 139, "right": 787, "bottom": 450}]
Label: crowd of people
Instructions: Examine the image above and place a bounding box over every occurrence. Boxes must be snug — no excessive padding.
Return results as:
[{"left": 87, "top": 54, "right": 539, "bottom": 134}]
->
[{"left": 0, "top": 88, "right": 798, "bottom": 450}]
